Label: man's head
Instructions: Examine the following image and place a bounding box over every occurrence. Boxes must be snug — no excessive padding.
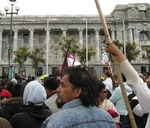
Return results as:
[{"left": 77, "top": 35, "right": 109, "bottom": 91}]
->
[
  {"left": 56, "top": 65, "right": 99, "bottom": 108},
  {"left": 43, "top": 75, "right": 59, "bottom": 98}
]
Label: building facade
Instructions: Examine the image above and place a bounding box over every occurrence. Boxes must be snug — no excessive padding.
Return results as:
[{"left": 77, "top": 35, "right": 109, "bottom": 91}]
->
[{"left": 0, "top": 3, "right": 150, "bottom": 77}]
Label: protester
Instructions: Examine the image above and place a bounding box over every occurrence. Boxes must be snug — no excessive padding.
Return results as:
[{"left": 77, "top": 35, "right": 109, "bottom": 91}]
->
[
  {"left": 7, "top": 78, "right": 18, "bottom": 94},
  {"left": 0, "top": 83, "right": 23, "bottom": 121},
  {"left": 41, "top": 66, "right": 116, "bottom": 128},
  {"left": 122, "top": 92, "right": 148, "bottom": 128},
  {"left": 97, "top": 81, "right": 120, "bottom": 127},
  {"left": 0, "top": 117, "right": 13, "bottom": 128},
  {"left": 106, "top": 42, "right": 150, "bottom": 128},
  {"left": 103, "top": 70, "right": 113, "bottom": 94},
  {"left": 109, "top": 73, "right": 132, "bottom": 125},
  {"left": 10, "top": 81, "right": 51, "bottom": 128},
  {"left": 0, "top": 80, "right": 12, "bottom": 106},
  {"left": 43, "top": 74, "right": 60, "bottom": 113}
]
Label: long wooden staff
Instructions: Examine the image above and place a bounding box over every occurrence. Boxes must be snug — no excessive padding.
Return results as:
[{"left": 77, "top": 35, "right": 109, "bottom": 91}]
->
[{"left": 94, "top": 0, "right": 137, "bottom": 128}]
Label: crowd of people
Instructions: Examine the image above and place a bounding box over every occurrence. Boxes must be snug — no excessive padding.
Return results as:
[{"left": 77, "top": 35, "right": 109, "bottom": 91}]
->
[{"left": 0, "top": 42, "right": 150, "bottom": 128}]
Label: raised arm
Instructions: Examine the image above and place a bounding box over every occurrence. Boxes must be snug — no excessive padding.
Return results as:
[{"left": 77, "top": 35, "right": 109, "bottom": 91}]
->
[
  {"left": 106, "top": 42, "right": 150, "bottom": 115},
  {"left": 106, "top": 42, "right": 126, "bottom": 63},
  {"left": 106, "top": 42, "right": 139, "bottom": 84}
]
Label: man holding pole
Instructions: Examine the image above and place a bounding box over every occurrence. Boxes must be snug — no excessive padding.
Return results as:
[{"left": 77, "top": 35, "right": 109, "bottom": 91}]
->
[{"left": 106, "top": 42, "right": 150, "bottom": 128}]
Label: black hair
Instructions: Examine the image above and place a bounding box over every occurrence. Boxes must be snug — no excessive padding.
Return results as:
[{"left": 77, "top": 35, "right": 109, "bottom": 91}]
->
[
  {"left": 97, "top": 81, "right": 106, "bottom": 92},
  {"left": 43, "top": 75, "right": 59, "bottom": 90},
  {"left": 63, "top": 65, "right": 99, "bottom": 107},
  {"left": 12, "top": 83, "right": 22, "bottom": 97}
]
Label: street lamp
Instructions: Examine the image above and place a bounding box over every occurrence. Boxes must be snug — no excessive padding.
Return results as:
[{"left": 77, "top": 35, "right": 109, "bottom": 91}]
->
[
  {"left": 4, "top": 0, "right": 20, "bottom": 80},
  {"left": 123, "top": 20, "right": 126, "bottom": 57},
  {"left": 46, "top": 19, "right": 49, "bottom": 75},
  {"left": 83, "top": 18, "right": 88, "bottom": 67}
]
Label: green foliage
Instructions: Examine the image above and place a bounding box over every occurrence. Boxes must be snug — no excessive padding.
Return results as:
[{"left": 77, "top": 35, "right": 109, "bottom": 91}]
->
[
  {"left": 77, "top": 47, "right": 95, "bottom": 65},
  {"left": 146, "top": 46, "right": 150, "bottom": 63},
  {"left": 58, "top": 36, "right": 79, "bottom": 56},
  {"left": 13, "top": 46, "right": 30, "bottom": 73},
  {"left": 126, "top": 42, "right": 140, "bottom": 62},
  {"left": 59, "top": 36, "right": 95, "bottom": 65},
  {"left": 113, "top": 40, "right": 124, "bottom": 49},
  {"left": 29, "top": 47, "right": 45, "bottom": 77},
  {"left": 113, "top": 40, "right": 140, "bottom": 62}
]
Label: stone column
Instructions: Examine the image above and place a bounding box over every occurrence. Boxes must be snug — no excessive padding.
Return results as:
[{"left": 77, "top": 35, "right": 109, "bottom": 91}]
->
[
  {"left": 45, "top": 28, "right": 50, "bottom": 75},
  {"left": 29, "top": 28, "right": 34, "bottom": 51},
  {"left": 0, "top": 29, "right": 3, "bottom": 63},
  {"left": 13, "top": 28, "right": 18, "bottom": 52},
  {"left": 95, "top": 29, "right": 100, "bottom": 63},
  {"left": 78, "top": 29, "right": 83, "bottom": 47},
  {"left": 45, "top": 28, "right": 50, "bottom": 62}
]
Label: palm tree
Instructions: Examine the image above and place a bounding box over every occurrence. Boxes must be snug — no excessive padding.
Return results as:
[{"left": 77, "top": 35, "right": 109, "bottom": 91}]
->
[
  {"left": 145, "top": 46, "right": 150, "bottom": 63},
  {"left": 29, "top": 48, "right": 45, "bottom": 78},
  {"left": 126, "top": 42, "right": 140, "bottom": 62},
  {"left": 113, "top": 40, "right": 140, "bottom": 62},
  {"left": 77, "top": 46, "right": 95, "bottom": 65},
  {"left": 58, "top": 36, "right": 79, "bottom": 57},
  {"left": 59, "top": 36, "right": 95, "bottom": 65},
  {"left": 113, "top": 40, "right": 124, "bottom": 49},
  {"left": 13, "top": 46, "right": 30, "bottom": 73}
]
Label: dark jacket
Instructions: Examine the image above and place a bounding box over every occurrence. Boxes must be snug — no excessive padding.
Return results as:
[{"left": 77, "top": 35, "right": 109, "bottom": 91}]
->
[
  {"left": 123, "top": 93, "right": 148, "bottom": 128},
  {"left": 10, "top": 104, "right": 51, "bottom": 128},
  {"left": 0, "top": 97, "right": 22, "bottom": 121}
]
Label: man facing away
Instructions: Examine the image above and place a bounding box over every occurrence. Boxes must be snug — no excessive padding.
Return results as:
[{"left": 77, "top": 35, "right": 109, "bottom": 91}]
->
[
  {"left": 41, "top": 66, "right": 116, "bottom": 128},
  {"left": 43, "top": 75, "right": 60, "bottom": 113}
]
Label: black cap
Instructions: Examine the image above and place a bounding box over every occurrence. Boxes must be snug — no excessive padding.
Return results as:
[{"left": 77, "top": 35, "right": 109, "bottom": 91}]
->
[{"left": 43, "top": 76, "right": 59, "bottom": 90}]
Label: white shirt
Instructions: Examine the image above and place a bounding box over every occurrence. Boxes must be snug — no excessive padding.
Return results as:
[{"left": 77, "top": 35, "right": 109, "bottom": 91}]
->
[{"left": 120, "top": 60, "right": 150, "bottom": 128}]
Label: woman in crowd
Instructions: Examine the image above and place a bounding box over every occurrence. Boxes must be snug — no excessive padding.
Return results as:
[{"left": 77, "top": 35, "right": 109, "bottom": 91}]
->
[{"left": 10, "top": 81, "right": 51, "bottom": 128}]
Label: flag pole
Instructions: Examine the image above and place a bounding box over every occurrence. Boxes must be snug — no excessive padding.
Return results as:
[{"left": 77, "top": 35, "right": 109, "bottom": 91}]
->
[
  {"left": 94, "top": 0, "right": 137, "bottom": 128},
  {"left": 58, "top": 38, "right": 71, "bottom": 76}
]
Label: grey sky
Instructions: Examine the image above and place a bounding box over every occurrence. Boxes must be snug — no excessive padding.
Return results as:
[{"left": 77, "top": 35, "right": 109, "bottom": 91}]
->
[{"left": 0, "top": 0, "right": 149, "bottom": 15}]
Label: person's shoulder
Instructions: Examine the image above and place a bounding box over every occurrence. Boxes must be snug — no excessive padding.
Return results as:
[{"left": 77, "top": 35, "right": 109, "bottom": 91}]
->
[
  {"left": 44, "top": 106, "right": 114, "bottom": 127},
  {"left": 114, "top": 86, "right": 120, "bottom": 91}
]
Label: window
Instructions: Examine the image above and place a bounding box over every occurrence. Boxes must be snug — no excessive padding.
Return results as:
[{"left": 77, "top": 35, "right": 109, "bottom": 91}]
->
[
  {"left": 23, "top": 34, "right": 29, "bottom": 44},
  {"left": 53, "top": 48, "right": 59, "bottom": 62},
  {"left": 37, "top": 67, "right": 43, "bottom": 77},
  {"left": 9, "top": 34, "right": 14, "bottom": 44},
  {"left": 139, "top": 11, "right": 146, "bottom": 19},
  {"left": 38, "top": 33, "right": 44, "bottom": 43},
  {"left": 132, "top": 29, "right": 135, "bottom": 41},
  {"left": 69, "top": 32, "right": 77, "bottom": 38},
  {"left": 52, "top": 67, "right": 59, "bottom": 75},
  {"left": 101, "top": 34, "right": 106, "bottom": 43},
  {"left": 141, "top": 66, "right": 146, "bottom": 74},
  {"left": 139, "top": 31, "right": 149, "bottom": 41},
  {"left": 53, "top": 33, "right": 61, "bottom": 43}
]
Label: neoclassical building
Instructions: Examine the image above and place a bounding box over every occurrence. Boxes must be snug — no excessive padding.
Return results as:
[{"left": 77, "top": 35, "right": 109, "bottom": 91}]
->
[{"left": 0, "top": 3, "right": 150, "bottom": 77}]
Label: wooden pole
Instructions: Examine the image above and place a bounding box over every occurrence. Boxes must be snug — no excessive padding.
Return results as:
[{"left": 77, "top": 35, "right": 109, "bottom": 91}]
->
[{"left": 94, "top": 0, "right": 137, "bottom": 128}]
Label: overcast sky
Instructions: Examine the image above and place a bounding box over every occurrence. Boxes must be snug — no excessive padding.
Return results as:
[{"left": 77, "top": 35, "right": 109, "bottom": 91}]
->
[{"left": 0, "top": 0, "right": 149, "bottom": 16}]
